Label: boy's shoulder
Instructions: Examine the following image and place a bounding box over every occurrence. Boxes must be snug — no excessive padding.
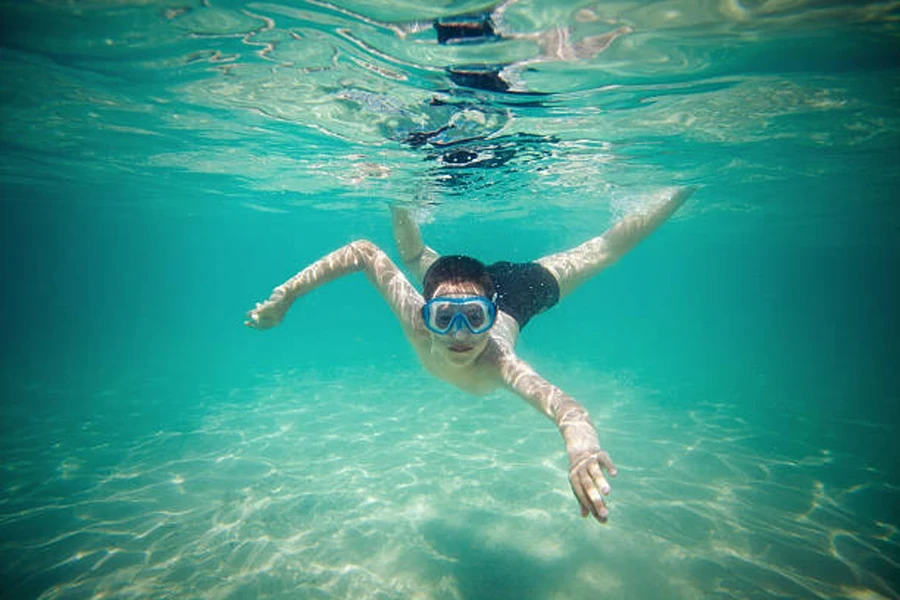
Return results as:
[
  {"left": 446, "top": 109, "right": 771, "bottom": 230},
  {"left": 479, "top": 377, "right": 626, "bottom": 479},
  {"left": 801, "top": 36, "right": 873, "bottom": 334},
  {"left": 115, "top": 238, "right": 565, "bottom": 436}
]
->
[{"left": 481, "top": 314, "right": 521, "bottom": 364}]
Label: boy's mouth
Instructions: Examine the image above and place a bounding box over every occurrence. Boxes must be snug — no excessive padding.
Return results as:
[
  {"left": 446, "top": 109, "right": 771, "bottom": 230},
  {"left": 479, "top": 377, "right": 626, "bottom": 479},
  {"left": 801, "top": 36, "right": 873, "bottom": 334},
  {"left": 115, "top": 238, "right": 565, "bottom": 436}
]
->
[{"left": 448, "top": 344, "right": 473, "bottom": 353}]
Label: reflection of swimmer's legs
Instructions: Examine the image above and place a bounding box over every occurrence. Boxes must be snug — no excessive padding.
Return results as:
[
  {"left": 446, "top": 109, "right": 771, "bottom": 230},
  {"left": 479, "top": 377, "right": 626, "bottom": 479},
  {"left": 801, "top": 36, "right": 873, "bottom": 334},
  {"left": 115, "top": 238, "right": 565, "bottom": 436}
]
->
[
  {"left": 433, "top": 11, "right": 499, "bottom": 45},
  {"left": 536, "top": 187, "right": 694, "bottom": 299},
  {"left": 446, "top": 65, "right": 510, "bottom": 93},
  {"left": 432, "top": 8, "right": 514, "bottom": 93}
]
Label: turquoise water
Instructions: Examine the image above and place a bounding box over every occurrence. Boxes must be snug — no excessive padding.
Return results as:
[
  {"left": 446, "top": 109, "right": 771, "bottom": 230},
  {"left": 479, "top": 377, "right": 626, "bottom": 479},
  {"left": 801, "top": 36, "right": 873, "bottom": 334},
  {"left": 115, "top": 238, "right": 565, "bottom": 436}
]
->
[{"left": 1, "top": 1, "right": 899, "bottom": 598}]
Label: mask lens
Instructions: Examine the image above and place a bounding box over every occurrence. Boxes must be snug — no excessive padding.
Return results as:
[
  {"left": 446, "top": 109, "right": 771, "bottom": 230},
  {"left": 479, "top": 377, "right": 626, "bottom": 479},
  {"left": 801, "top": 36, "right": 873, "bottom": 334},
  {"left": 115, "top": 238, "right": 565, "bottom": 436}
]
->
[
  {"left": 430, "top": 302, "right": 455, "bottom": 331},
  {"left": 463, "top": 304, "right": 485, "bottom": 328},
  {"left": 435, "top": 312, "right": 453, "bottom": 329}
]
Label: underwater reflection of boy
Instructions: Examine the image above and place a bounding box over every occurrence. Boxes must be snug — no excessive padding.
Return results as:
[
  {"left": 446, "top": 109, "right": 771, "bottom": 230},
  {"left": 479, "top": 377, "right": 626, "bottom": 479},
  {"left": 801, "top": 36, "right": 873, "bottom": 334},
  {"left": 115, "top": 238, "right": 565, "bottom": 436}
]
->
[{"left": 245, "top": 187, "right": 694, "bottom": 523}]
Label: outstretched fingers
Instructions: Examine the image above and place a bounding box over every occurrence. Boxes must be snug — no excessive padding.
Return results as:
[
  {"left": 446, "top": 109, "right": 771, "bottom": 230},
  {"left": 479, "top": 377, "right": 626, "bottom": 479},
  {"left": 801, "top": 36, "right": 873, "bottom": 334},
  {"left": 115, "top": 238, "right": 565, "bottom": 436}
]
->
[
  {"left": 570, "top": 468, "right": 608, "bottom": 522},
  {"left": 588, "top": 461, "right": 610, "bottom": 495},
  {"left": 244, "top": 301, "right": 283, "bottom": 330},
  {"left": 596, "top": 449, "right": 618, "bottom": 478},
  {"left": 244, "top": 302, "right": 269, "bottom": 329},
  {"left": 569, "top": 451, "right": 617, "bottom": 523},
  {"left": 569, "top": 469, "right": 596, "bottom": 519}
]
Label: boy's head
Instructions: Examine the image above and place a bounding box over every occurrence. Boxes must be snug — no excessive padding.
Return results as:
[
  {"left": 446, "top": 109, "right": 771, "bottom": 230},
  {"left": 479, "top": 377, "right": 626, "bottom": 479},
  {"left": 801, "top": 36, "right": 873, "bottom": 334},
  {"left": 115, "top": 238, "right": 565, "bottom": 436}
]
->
[
  {"left": 422, "top": 256, "right": 497, "bottom": 365},
  {"left": 423, "top": 255, "right": 495, "bottom": 300}
]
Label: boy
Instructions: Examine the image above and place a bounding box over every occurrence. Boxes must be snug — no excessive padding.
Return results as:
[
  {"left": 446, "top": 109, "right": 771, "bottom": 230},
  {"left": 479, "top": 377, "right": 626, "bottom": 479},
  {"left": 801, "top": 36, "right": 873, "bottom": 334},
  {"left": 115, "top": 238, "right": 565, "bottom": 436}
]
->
[{"left": 246, "top": 187, "right": 693, "bottom": 522}]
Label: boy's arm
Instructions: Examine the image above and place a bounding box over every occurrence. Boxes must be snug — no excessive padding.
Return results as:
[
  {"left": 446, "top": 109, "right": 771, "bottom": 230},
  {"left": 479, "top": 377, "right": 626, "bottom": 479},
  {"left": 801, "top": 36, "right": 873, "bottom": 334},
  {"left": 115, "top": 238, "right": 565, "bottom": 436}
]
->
[
  {"left": 536, "top": 186, "right": 694, "bottom": 298},
  {"left": 245, "top": 239, "right": 424, "bottom": 334},
  {"left": 390, "top": 205, "right": 440, "bottom": 283},
  {"left": 498, "top": 353, "right": 617, "bottom": 523},
  {"left": 600, "top": 186, "right": 695, "bottom": 262}
]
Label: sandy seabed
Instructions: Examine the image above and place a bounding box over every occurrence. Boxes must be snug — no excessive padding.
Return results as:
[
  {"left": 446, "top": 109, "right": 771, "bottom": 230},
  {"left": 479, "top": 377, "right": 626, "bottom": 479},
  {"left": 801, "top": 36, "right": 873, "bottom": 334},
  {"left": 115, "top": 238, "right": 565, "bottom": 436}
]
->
[{"left": 1, "top": 366, "right": 896, "bottom": 600}]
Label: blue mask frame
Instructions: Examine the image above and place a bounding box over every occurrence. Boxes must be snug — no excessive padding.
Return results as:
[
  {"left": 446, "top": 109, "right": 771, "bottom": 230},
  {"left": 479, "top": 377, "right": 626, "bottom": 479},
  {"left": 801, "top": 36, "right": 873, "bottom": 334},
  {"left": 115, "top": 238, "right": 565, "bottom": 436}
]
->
[{"left": 422, "top": 295, "right": 497, "bottom": 335}]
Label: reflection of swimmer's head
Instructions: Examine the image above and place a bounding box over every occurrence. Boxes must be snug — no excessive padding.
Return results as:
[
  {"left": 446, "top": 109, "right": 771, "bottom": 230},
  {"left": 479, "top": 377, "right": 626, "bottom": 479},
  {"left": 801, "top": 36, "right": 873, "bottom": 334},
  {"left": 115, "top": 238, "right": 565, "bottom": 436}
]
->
[{"left": 440, "top": 149, "right": 482, "bottom": 166}]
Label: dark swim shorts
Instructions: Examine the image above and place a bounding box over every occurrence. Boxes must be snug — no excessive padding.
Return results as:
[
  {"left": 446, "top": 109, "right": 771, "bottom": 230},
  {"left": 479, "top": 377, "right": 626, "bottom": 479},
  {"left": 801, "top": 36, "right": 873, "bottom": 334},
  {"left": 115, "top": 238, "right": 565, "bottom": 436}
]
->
[{"left": 486, "top": 261, "right": 560, "bottom": 329}]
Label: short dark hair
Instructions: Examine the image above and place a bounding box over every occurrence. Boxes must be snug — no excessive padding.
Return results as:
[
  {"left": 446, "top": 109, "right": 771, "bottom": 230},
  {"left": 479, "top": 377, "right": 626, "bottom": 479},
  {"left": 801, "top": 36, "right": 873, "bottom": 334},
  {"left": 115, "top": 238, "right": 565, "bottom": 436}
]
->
[{"left": 423, "top": 255, "right": 495, "bottom": 300}]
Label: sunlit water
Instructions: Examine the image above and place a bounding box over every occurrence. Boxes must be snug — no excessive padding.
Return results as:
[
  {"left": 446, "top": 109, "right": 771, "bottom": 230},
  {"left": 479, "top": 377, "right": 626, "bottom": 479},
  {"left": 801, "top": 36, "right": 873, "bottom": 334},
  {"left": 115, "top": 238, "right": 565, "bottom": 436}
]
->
[{"left": 1, "top": 1, "right": 898, "bottom": 599}]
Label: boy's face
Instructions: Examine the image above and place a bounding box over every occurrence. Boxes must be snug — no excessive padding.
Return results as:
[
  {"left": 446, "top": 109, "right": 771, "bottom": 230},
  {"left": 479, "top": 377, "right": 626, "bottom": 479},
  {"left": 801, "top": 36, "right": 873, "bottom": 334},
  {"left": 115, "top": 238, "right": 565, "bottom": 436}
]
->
[{"left": 427, "top": 281, "right": 493, "bottom": 365}]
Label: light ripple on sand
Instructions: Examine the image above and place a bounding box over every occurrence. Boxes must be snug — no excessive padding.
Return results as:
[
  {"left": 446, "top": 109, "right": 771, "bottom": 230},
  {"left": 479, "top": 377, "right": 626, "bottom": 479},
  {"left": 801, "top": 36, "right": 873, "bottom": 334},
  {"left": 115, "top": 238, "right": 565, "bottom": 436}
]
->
[{"left": 0, "top": 366, "right": 896, "bottom": 599}]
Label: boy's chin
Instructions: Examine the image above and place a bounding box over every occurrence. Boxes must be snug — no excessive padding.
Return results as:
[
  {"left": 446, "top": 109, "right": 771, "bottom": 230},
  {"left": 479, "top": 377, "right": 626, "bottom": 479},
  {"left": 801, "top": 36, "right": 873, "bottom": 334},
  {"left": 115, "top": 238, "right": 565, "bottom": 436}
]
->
[{"left": 439, "top": 343, "right": 482, "bottom": 363}]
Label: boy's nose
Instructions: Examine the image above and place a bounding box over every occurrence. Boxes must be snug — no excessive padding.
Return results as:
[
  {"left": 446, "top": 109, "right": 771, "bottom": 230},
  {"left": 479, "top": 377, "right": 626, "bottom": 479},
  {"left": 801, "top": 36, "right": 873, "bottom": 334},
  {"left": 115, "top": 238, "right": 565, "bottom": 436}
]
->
[{"left": 450, "top": 321, "right": 472, "bottom": 339}]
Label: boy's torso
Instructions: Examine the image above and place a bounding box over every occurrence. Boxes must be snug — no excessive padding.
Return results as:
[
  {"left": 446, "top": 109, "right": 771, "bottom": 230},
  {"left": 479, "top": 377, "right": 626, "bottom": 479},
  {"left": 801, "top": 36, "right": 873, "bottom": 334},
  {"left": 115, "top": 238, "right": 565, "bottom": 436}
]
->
[{"left": 407, "top": 311, "right": 520, "bottom": 396}]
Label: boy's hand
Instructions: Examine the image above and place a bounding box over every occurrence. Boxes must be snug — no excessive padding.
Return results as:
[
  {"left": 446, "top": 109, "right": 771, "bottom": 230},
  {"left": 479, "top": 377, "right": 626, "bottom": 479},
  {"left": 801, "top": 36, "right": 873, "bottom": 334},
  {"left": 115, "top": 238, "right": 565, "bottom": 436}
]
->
[
  {"left": 245, "top": 297, "right": 287, "bottom": 330},
  {"left": 568, "top": 450, "right": 617, "bottom": 523}
]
